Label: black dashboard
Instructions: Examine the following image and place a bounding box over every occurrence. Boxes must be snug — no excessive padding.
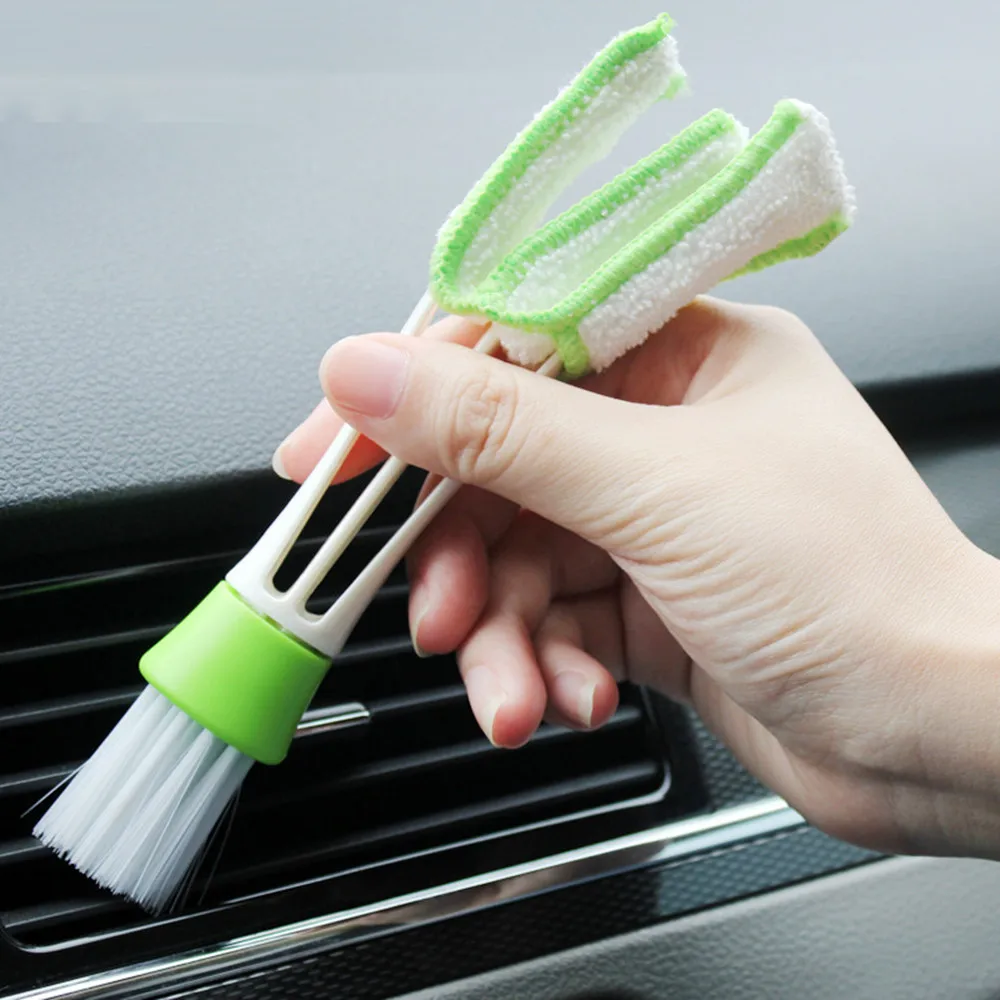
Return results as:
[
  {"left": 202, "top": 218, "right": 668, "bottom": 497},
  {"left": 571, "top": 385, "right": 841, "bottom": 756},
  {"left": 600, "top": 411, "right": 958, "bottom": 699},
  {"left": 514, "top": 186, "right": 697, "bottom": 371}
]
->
[{"left": 3, "top": 2, "right": 1000, "bottom": 998}]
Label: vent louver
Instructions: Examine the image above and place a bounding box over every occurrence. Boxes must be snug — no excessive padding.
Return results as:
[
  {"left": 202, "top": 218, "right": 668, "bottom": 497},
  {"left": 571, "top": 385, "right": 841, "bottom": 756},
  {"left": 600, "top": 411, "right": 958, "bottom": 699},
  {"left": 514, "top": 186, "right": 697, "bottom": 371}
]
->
[{"left": 0, "top": 485, "right": 677, "bottom": 948}]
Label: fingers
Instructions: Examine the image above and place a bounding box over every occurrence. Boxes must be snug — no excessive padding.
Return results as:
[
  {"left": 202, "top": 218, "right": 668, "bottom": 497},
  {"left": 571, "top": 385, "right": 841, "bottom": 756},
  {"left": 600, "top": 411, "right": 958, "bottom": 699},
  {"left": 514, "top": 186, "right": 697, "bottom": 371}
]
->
[
  {"left": 455, "top": 515, "right": 622, "bottom": 747},
  {"left": 318, "top": 332, "right": 680, "bottom": 547},
  {"left": 411, "top": 500, "right": 688, "bottom": 743},
  {"left": 273, "top": 314, "right": 490, "bottom": 484},
  {"left": 455, "top": 514, "right": 560, "bottom": 748},
  {"left": 407, "top": 486, "right": 517, "bottom": 656},
  {"left": 272, "top": 399, "right": 388, "bottom": 485},
  {"left": 535, "top": 596, "right": 622, "bottom": 729},
  {"left": 277, "top": 297, "right": 813, "bottom": 494},
  {"left": 616, "top": 575, "right": 692, "bottom": 701},
  {"left": 410, "top": 495, "right": 690, "bottom": 738},
  {"left": 460, "top": 615, "right": 549, "bottom": 749},
  {"left": 462, "top": 593, "right": 621, "bottom": 745}
]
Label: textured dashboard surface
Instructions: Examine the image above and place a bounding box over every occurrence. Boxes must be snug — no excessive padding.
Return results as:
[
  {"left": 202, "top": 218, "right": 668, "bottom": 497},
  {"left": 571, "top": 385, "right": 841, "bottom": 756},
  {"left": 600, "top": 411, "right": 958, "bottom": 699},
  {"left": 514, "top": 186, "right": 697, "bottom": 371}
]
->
[
  {"left": 137, "top": 826, "right": 877, "bottom": 1000},
  {"left": 3, "top": 3, "right": 1000, "bottom": 999},
  {"left": 3, "top": 0, "right": 1000, "bottom": 516},
  {"left": 403, "top": 857, "right": 1000, "bottom": 1000}
]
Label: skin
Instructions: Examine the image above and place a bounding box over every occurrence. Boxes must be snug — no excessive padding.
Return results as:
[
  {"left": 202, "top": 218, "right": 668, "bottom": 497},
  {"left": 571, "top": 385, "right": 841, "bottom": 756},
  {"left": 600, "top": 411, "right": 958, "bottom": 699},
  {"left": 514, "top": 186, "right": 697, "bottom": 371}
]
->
[{"left": 274, "top": 299, "right": 1000, "bottom": 859}]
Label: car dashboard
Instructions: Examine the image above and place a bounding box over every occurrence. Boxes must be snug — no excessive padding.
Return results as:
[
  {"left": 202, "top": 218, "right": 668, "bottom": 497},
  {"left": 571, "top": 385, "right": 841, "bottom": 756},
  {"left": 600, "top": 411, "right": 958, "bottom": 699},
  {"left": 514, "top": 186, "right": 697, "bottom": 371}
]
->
[{"left": 2, "top": 2, "right": 1000, "bottom": 998}]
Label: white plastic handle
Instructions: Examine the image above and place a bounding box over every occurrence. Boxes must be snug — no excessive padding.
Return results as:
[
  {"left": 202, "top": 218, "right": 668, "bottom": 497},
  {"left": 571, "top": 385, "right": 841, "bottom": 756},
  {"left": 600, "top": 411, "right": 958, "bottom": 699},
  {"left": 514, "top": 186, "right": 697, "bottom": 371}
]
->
[
  {"left": 228, "top": 295, "right": 562, "bottom": 660},
  {"left": 312, "top": 348, "right": 564, "bottom": 655},
  {"left": 284, "top": 326, "right": 501, "bottom": 609},
  {"left": 226, "top": 293, "right": 437, "bottom": 642}
]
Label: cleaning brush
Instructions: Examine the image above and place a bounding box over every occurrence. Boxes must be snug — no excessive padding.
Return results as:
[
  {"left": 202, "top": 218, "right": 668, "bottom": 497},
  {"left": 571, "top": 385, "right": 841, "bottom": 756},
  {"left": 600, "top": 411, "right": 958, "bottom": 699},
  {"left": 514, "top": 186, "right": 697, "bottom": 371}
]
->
[{"left": 34, "top": 13, "right": 855, "bottom": 913}]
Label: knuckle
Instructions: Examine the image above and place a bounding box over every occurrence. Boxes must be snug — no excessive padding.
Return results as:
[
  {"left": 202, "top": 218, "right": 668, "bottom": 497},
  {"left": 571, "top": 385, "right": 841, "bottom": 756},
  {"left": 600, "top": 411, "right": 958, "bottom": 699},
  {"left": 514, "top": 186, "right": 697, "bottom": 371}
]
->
[
  {"left": 700, "top": 298, "right": 808, "bottom": 337},
  {"left": 441, "top": 366, "right": 522, "bottom": 485},
  {"left": 773, "top": 305, "right": 809, "bottom": 331},
  {"left": 749, "top": 303, "right": 812, "bottom": 339},
  {"left": 538, "top": 604, "right": 582, "bottom": 645}
]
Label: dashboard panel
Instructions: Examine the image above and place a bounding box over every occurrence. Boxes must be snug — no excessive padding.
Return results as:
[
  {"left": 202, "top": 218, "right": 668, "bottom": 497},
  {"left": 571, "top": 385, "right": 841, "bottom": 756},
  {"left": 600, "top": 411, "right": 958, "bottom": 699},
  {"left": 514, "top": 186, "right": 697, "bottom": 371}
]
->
[{"left": 2, "top": 1, "right": 1000, "bottom": 998}]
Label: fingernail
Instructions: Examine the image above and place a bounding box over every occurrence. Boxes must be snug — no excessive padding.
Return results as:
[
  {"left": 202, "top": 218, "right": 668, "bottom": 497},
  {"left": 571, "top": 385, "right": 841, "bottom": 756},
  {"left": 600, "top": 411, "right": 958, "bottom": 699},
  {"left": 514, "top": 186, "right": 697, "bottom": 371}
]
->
[
  {"left": 410, "top": 610, "right": 430, "bottom": 659},
  {"left": 322, "top": 337, "right": 409, "bottom": 419},
  {"left": 552, "top": 670, "right": 597, "bottom": 728},
  {"left": 464, "top": 665, "right": 508, "bottom": 746},
  {"left": 271, "top": 443, "right": 291, "bottom": 480},
  {"left": 409, "top": 584, "right": 433, "bottom": 658}
]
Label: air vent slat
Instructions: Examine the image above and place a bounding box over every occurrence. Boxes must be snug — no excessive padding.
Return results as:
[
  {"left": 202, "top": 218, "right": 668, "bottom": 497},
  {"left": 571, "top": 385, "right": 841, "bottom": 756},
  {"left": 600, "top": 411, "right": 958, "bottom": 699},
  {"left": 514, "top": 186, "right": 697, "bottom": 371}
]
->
[
  {"left": 0, "top": 703, "right": 131, "bottom": 774},
  {"left": 0, "top": 838, "right": 48, "bottom": 867},
  {"left": 334, "top": 635, "right": 414, "bottom": 665},
  {"left": 0, "top": 688, "right": 139, "bottom": 729},
  {"left": 370, "top": 683, "right": 469, "bottom": 718},
  {"left": 0, "top": 514, "right": 677, "bottom": 947},
  {"left": 0, "top": 602, "right": 427, "bottom": 718},
  {"left": 283, "top": 703, "right": 645, "bottom": 791},
  {"left": 0, "top": 764, "right": 73, "bottom": 799},
  {"left": 223, "top": 703, "right": 660, "bottom": 880},
  {"left": 0, "top": 843, "right": 130, "bottom": 911},
  {"left": 0, "top": 529, "right": 404, "bottom": 655},
  {"left": 219, "top": 759, "right": 663, "bottom": 896},
  {"left": 1, "top": 896, "right": 129, "bottom": 938},
  {"left": 0, "top": 625, "right": 166, "bottom": 667}
]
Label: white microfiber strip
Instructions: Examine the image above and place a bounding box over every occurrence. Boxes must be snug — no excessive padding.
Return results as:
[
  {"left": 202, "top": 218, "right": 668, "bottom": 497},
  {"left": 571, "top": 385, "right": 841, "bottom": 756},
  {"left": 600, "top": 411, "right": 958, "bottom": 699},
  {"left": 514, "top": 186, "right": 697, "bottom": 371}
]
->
[
  {"left": 507, "top": 125, "right": 748, "bottom": 312},
  {"left": 493, "top": 323, "right": 554, "bottom": 367},
  {"left": 578, "top": 102, "right": 854, "bottom": 370}
]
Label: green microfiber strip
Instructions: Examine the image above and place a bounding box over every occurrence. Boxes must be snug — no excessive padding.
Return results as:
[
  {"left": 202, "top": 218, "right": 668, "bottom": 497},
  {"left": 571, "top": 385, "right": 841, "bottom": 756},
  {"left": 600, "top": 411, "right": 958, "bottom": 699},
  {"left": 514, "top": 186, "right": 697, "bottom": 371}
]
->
[
  {"left": 551, "top": 325, "right": 591, "bottom": 376},
  {"left": 474, "top": 108, "right": 744, "bottom": 377},
  {"left": 487, "top": 99, "right": 806, "bottom": 337},
  {"left": 429, "top": 13, "right": 677, "bottom": 315},
  {"left": 477, "top": 109, "right": 741, "bottom": 313}
]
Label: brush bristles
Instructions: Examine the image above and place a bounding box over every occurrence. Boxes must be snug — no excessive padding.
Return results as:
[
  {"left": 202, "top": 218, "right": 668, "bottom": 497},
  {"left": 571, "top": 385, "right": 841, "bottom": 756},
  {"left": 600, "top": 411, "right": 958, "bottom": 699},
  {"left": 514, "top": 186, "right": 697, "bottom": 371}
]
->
[{"left": 33, "top": 686, "right": 254, "bottom": 913}]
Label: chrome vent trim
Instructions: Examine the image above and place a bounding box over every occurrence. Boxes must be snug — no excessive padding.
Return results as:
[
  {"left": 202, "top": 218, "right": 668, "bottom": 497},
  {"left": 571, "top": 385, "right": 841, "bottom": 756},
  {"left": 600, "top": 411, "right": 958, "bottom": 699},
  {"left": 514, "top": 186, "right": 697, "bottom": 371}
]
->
[
  {"left": 8, "top": 798, "right": 799, "bottom": 1000},
  {"left": 295, "top": 702, "right": 371, "bottom": 738}
]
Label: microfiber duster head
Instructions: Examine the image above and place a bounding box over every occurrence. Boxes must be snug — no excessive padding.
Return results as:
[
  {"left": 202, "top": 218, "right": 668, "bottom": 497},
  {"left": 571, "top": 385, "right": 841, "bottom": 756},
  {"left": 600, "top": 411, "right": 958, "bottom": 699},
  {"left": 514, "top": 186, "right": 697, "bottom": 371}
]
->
[
  {"left": 492, "top": 99, "right": 855, "bottom": 373},
  {"left": 430, "top": 14, "right": 686, "bottom": 316},
  {"left": 430, "top": 17, "right": 855, "bottom": 377}
]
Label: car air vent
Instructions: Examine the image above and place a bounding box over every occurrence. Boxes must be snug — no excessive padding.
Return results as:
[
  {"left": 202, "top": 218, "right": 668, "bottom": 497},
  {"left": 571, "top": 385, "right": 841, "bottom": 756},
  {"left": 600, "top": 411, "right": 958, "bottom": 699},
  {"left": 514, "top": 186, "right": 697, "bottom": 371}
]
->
[{"left": 0, "top": 478, "right": 686, "bottom": 949}]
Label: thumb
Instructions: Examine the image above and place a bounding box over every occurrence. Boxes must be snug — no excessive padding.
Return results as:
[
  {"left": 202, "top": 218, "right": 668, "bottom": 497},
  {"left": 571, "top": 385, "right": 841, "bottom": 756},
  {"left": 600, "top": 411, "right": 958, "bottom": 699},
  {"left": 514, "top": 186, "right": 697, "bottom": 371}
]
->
[{"left": 319, "top": 332, "right": 677, "bottom": 542}]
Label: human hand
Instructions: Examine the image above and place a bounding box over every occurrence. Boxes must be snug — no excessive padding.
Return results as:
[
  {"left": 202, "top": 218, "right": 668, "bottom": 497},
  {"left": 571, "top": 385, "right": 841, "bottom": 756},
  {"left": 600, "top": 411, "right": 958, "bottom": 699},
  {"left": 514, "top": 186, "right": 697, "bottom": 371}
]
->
[{"left": 274, "top": 298, "right": 1000, "bottom": 858}]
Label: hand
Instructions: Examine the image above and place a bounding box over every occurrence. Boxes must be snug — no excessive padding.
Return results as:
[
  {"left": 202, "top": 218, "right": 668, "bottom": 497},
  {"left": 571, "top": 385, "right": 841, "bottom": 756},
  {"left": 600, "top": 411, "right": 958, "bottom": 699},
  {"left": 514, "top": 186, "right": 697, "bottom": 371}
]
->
[{"left": 275, "top": 298, "right": 1000, "bottom": 859}]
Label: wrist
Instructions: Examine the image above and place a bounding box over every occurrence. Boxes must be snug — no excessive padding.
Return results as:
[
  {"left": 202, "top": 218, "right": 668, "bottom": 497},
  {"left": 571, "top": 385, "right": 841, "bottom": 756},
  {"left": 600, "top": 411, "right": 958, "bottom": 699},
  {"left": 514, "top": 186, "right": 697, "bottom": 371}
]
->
[
  {"left": 884, "top": 542, "right": 1000, "bottom": 853},
  {"left": 914, "top": 545, "right": 1000, "bottom": 792}
]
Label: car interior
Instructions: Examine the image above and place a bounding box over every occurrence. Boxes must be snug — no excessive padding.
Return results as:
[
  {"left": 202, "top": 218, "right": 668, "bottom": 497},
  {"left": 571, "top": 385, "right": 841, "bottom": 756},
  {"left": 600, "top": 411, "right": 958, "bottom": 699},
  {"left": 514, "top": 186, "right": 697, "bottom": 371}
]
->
[{"left": 2, "top": 1, "right": 1000, "bottom": 998}]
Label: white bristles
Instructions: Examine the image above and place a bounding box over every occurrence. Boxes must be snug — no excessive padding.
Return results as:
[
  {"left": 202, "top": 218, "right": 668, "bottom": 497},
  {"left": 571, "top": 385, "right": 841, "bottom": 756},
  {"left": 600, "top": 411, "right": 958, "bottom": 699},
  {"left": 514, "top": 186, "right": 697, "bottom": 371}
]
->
[{"left": 33, "top": 686, "right": 253, "bottom": 913}]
